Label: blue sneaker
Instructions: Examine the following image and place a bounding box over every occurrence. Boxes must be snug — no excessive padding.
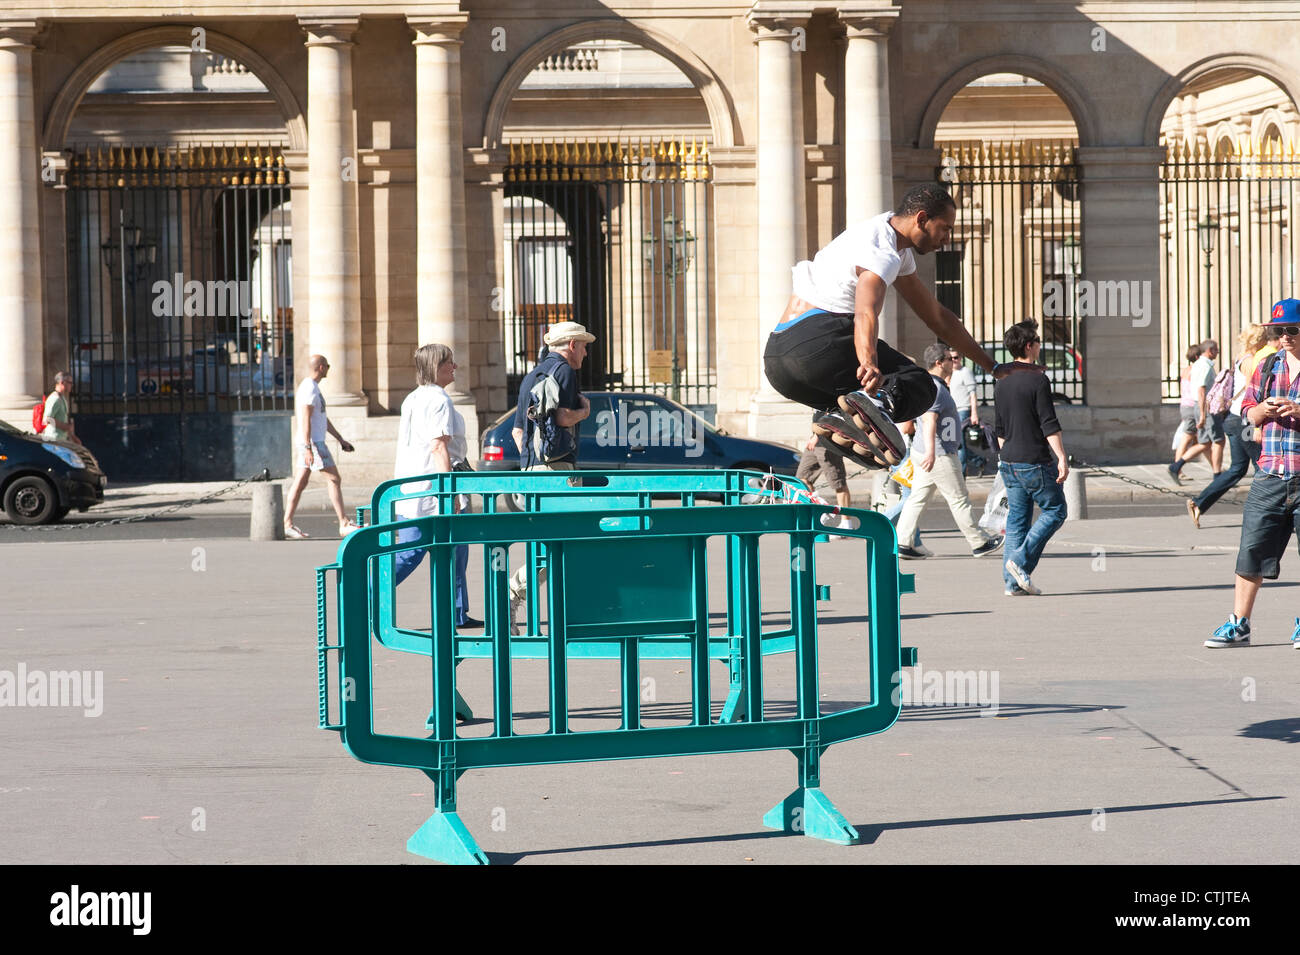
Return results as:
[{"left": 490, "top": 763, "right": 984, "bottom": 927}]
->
[
  {"left": 1291, "top": 617, "right": 1300, "bottom": 650},
  {"left": 1204, "top": 616, "right": 1251, "bottom": 648}
]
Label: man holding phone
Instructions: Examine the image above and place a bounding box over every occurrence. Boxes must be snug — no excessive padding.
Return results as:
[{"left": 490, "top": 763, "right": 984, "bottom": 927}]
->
[{"left": 1206, "top": 299, "right": 1300, "bottom": 648}]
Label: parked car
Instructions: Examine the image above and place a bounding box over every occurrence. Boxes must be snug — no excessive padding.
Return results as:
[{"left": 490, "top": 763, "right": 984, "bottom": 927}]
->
[
  {"left": 480, "top": 391, "right": 803, "bottom": 509},
  {"left": 973, "top": 341, "right": 1083, "bottom": 404},
  {"left": 0, "top": 421, "right": 106, "bottom": 525}
]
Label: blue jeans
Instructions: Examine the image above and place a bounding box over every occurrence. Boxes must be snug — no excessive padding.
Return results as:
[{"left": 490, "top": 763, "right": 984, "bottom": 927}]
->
[
  {"left": 1194, "top": 413, "right": 1260, "bottom": 514},
  {"left": 394, "top": 526, "right": 471, "bottom": 625},
  {"left": 1000, "top": 461, "right": 1067, "bottom": 589}
]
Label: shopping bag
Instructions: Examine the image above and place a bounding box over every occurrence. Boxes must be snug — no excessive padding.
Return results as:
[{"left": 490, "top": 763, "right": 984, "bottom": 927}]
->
[{"left": 979, "top": 471, "right": 1009, "bottom": 536}]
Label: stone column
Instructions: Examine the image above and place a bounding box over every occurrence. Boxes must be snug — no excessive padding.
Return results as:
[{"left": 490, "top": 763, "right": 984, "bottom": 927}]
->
[
  {"left": 841, "top": 10, "right": 899, "bottom": 341},
  {"left": 0, "top": 22, "right": 44, "bottom": 421},
  {"left": 300, "top": 18, "right": 365, "bottom": 405},
  {"left": 746, "top": 11, "right": 810, "bottom": 441},
  {"left": 1077, "top": 146, "right": 1165, "bottom": 457},
  {"left": 410, "top": 17, "right": 473, "bottom": 407}
]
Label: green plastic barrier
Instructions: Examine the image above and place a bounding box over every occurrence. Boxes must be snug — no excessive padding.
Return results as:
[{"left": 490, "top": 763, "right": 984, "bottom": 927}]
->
[
  {"left": 343, "top": 469, "right": 825, "bottom": 724},
  {"left": 318, "top": 501, "right": 917, "bottom": 864}
]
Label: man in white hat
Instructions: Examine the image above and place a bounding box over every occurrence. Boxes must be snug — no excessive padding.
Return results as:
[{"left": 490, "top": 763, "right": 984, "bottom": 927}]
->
[{"left": 508, "top": 321, "right": 595, "bottom": 631}]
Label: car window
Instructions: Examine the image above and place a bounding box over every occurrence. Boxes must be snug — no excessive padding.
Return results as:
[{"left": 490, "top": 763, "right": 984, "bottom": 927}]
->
[
  {"left": 1043, "top": 347, "right": 1072, "bottom": 371},
  {"left": 609, "top": 398, "right": 685, "bottom": 446}
]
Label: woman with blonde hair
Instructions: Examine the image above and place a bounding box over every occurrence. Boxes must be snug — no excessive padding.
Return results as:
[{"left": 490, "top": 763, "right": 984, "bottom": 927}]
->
[
  {"left": 391, "top": 343, "right": 480, "bottom": 627},
  {"left": 1187, "top": 323, "right": 1272, "bottom": 526}
]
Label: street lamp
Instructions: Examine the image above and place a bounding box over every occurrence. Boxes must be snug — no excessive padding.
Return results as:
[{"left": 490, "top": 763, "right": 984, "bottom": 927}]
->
[
  {"left": 642, "top": 214, "right": 696, "bottom": 400},
  {"left": 100, "top": 210, "right": 157, "bottom": 441},
  {"left": 1197, "top": 217, "right": 1217, "bottom": 340}
]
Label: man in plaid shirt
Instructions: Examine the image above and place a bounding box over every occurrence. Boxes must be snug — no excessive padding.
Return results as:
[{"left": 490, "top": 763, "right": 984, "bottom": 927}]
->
[{"left": 1206, "top": 298, "right": 1300, "bottom": 648}]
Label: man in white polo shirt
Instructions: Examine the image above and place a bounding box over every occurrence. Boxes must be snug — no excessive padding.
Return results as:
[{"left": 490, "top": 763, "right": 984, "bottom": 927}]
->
[
  {"left": 283, "top": 354, "right": 358, "bottom": 539},
  {"left": 763, "top": 183, "right": 1015, "bottom": 472}
]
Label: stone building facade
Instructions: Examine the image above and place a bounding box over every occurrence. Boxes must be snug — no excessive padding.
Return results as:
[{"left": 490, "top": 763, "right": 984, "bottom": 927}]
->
[{"left": 1, "top": 1, "right": 1298, "bottom": 481}]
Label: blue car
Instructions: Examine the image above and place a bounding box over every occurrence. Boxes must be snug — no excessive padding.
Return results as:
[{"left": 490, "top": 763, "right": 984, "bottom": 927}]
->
[
  {"left": 480, "top": 392, "right": 802, "bottom": 507},
  {"left": 0, "top": 420, "right": 106, "bottom": 525}
]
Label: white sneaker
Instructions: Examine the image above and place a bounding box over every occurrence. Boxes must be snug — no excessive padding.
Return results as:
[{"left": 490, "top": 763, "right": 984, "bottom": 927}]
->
[{"left": 1004, "top": 559, "right": 1041, "bottom": 595}]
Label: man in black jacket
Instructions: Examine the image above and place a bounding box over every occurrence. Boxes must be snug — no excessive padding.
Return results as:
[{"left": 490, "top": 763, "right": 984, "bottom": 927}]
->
[{"left": 994, "top": 320, "right": 1069, "bottom": 596}]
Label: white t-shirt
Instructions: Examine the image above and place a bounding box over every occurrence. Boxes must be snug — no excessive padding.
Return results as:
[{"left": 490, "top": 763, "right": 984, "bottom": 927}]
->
[
  {"left": 394, "top": 385, "right": 467, "bottom": 518},
  {"left": 1190, "top": 355, "right": 1216, "bottom": 398},
  {"left": 948, "top": 366, "right": 977, "bottom": 410},
  {"left": 790, "top": 212, "right": 918, "bottom": 313},
  {"left": 296, "top": 377, "right": 327, "bottom": 442}
]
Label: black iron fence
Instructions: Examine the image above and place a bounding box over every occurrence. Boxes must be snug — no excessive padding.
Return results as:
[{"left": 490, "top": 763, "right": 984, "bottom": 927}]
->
[
  {"left": 939, "top": 140, "right": 1084, "bottom": 404},
  {"left": 1160, "top": 138, "right": 1299, "bottom": 398},
  {"left": 65, "top": 144, "right": 293, "bottom": 415},
  {"left": 502, "top": 138, "right": 715, "bottom": 413}
]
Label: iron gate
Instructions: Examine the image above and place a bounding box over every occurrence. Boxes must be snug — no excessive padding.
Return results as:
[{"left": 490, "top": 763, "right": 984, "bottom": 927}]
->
[
  {"left": 939, "top": 140, "right": 1084, "bottom": 403},
  {"left": 64, "top": 144, "right": 293, "bottom": 479},
  {"left": 1160, "top": 137, "right": 1299, "bottom": 398},
  {"left": 502, "top": 138, "right": 715, "bottom": 414}
]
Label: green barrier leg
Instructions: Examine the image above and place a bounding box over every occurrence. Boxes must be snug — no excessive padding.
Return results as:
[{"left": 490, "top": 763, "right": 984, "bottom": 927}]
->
[
  {"left": 407, "top": 769, "right": 489, "bottom": 865},
  {"left": 719, "top": 637, "right": 745, "bottom": 724},
  {"left": 424, "top": 689, "right": 473, "bottom": 728},
  {"left": 762, "top": 744, "right": 859, "bottom": 846}
]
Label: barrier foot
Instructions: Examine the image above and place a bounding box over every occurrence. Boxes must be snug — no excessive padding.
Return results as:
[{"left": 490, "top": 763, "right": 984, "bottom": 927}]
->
[
  {"left": 719, "top": 686, "right": 745, "bottom": 724},
  {"left": 762, "top": 787, "right": 860, "bottom": 845},
  {"left": 424, "top": 690, "right": 474, "bottom": 729},
  {"left": 407, "top": 811, "right": 489, "bottom": 865}
]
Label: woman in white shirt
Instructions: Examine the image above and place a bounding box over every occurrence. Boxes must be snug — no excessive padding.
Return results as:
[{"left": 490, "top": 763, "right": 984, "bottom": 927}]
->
[{"left": 392, "top": 343, "right": 479, "bottom": 628}]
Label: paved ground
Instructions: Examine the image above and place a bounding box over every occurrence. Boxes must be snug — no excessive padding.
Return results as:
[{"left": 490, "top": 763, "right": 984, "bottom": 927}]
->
[{"left": 2, "top": 468, "right": 1295, "bottom": 865}]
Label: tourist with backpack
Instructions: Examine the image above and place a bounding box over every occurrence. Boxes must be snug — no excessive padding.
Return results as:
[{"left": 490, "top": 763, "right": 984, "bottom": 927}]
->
[
  {"left": 38, "top": 372, "right": 81, "bottom": 445},
  {"left": 507, "top": 322, "right": 595, "bottom": 632},
  {"left": 1187, "top": 324, "right": 1273, "bottom": 527}
]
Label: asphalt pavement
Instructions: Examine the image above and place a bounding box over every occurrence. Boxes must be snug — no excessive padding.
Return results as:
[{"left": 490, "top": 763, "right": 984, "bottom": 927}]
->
[{"left": 1, "top": 465, "right": 1295, "bottom": 865}]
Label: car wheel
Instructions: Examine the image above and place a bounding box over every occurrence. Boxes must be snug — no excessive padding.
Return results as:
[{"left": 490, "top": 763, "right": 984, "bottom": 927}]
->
[
  {"left": 3, "top": 475, "right": 59, "bottom": 525},
  {"left": 498, "top": 492, "right": 525, "bottom": 513},
  {"left": 50, "top": 506, "right": 70, "bottom": 523}
]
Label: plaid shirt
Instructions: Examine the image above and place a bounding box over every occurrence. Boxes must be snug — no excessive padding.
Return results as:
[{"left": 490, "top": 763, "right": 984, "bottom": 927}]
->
[{"left": 1241, "top": 350, "right": 1300, "bottom": 478}]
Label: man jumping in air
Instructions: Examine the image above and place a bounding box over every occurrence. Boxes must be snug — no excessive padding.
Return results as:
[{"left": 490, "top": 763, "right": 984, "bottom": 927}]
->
[{"left": 763, "top": 182, "right": 1017, "bottom": 470}]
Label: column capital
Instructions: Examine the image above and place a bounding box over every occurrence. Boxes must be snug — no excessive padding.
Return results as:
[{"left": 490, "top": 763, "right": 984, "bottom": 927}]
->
[
  {"left": 837, "top": 5, "right": 900, "bottom": 39},
  {"left": 408, "top": 14, "right": 469, "bottom": 44},
  {"left": 746, "top": 7, "right": 811, "bottom": 40},
  {"left": 0, "top": 19, "right": 45, "bottom": 50},
  {"left": 299, "top": 17, "right": 360, "bottom": 46}
]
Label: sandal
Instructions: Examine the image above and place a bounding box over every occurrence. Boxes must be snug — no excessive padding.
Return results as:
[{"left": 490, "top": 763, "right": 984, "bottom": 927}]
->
[
  {"left": 284, "top": 524, "right": 309, "bottom": 540},
  {"left": 339, "top": 520, "right": 361, "bottom": 536}
]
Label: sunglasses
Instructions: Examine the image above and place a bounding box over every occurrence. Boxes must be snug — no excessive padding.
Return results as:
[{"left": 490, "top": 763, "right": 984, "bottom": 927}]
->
[{"left": 1277, "top": 325, "right": 1300, "bottom": 337}]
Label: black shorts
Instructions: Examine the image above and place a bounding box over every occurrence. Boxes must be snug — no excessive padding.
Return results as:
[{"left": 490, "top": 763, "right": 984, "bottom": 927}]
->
[
  {"left": 1235, "top": 472, "right": 1300, "bottom": 579},
  {"left": 762, "top": 311, "right": 936, "bottom": 421}
]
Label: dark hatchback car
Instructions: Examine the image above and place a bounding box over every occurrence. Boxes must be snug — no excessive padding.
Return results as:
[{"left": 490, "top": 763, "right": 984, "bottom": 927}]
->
[
  {"left": 480, "top": 391, "right": 802, "bottom": 505},
  {"left": 0, "top": 420, "right": 107, "bottom": 525}
]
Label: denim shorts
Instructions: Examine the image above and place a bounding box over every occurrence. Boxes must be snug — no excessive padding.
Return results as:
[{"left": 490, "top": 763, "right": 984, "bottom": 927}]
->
[{"left": 1235, "top": 472, "right": 1300, "bottom": 579}]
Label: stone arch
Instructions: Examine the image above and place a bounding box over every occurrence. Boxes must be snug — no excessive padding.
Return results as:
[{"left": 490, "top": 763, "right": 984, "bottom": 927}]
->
[
  {"left": 915, "top": 55, "right": 1098, "bottom": 149},
  {"left": 1143, "top": 54, "right": 1300, "bottom": 147},
  {"left": 43, "top": 26, "right": 306, "bottom": 150},
  {"left": 481, "top": 19, "right": 739, "bottom": 149}
]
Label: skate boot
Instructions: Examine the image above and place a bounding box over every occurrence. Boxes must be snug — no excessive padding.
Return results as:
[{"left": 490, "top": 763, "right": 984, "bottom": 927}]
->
[
  {"left": 811, "top": 408, "right": 900, "bottom": 470},
  {"left": 837, "top": 390, "right": 907, "bottom": 467}
]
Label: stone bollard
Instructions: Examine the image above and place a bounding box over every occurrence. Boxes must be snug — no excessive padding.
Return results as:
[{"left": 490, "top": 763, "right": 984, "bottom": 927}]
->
[
  {"left": 1064, "top": 467, "right": 1088, "bottom": 521},
  {"left": 250, "top": 482, "right": 285, "bottom": 540}
]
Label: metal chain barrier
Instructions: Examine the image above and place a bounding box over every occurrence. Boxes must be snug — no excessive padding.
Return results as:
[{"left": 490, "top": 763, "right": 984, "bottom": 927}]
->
[
  {"left": 1068, "top": 455, "right": 1241, "bottom": 506},
  {"left": 0, "top": 468, "right": 272, "bottom": 533}
]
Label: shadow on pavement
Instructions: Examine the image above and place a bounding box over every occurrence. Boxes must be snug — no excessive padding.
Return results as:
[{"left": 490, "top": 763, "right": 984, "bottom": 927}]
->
[
  {"left": 485, "top": 794, "right": 1281, "bottom": 863},
  {"left": 1238, "top": 717, "right": 1300, "bottom": 743}
]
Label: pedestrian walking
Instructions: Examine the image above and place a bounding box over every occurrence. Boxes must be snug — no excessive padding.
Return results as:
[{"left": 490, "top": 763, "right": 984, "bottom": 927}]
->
[
  {"left": 1187, "top": 324, "right": 1272, "bottom": 527},
  {"left": 1206, "top": 300, "right": 1300, "bottom": 649},
  {"left": 40, "top": 372, "right": 81, "bottom": 445},
  {"left": 796, "top": 435, "right": 855, "bottom": 538},
  {"left": 508, "top": 322, "right": 595, "bottom": 633},
  {"left": 1173, "top": 344, "right": 1203, "bottom": 466},
  {"left": 946, "top": 345, "right": 984, "bottom": 475},
  {"left": 391, "top": 344, "right": 480, "bottom": 628},
  {"left": 1169, "top": 339, "right": 1223, "bottom": 483},
  {"left": 995, "top": 321, "right": 1069, "bottom": 596},
  {"left": 894, "top": 344, "right": 1004, "bottom": 560},
  {"left": 283, "top": 354, "right": 359, "bottom": 539}
]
